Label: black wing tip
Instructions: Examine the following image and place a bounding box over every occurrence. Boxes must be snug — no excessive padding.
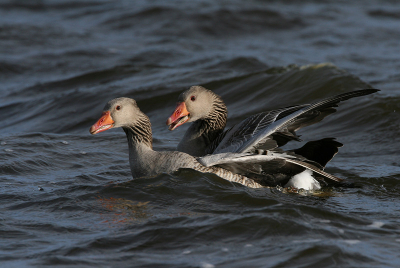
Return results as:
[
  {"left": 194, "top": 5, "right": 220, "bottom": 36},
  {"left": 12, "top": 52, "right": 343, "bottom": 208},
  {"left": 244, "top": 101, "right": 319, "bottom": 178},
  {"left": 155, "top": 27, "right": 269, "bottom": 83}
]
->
[
  {"left": 343, "top": 88, "right": 380, "bottom": 98},
  {"left": 361, "top": 88, "right": 380, "bottom": 94},
  {"left": 341, "top": 88, "right": 380, "bottom": 100},
  {"left": 320, "top": 137, "right": 344, "bottom": 148},
  {"left": 308, "top": 88, "right": 380, "bottom": 110}
]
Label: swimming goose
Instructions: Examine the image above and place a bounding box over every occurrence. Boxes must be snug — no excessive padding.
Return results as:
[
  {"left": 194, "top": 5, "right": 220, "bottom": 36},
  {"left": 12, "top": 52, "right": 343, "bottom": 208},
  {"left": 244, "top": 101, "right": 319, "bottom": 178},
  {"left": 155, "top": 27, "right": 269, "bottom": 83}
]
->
[
  {"left": 90, "top": 97, "right": 346, "bottom": 190},
  {"left": 166, "top": 86, "right": 379, "bottom": 157}
]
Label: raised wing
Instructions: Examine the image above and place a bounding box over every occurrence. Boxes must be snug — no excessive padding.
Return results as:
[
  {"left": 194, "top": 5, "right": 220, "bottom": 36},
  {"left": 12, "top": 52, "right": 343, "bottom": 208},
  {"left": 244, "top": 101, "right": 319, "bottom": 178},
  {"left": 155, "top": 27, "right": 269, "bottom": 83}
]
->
[
  {"left": 211, "top": 89, "right": 378, "bottom": 154},
  {"left": 208, "top": 105, "right": 307, "bottom": 154}
]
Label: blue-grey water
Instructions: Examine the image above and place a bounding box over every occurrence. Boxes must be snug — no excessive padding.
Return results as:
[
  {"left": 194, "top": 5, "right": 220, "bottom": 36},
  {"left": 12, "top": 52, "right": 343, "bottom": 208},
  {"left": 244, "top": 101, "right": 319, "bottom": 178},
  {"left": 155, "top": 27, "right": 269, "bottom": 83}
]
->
[{"left": 1, "top": 0, "right": 400, "bottom": 267}]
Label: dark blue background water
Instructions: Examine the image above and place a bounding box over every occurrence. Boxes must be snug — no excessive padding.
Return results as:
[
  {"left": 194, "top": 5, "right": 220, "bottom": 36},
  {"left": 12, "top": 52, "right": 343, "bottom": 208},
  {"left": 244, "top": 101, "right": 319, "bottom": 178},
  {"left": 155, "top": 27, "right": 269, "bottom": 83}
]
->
[{"left": 1, "top": 0, "right": 400, "bottom": 267}]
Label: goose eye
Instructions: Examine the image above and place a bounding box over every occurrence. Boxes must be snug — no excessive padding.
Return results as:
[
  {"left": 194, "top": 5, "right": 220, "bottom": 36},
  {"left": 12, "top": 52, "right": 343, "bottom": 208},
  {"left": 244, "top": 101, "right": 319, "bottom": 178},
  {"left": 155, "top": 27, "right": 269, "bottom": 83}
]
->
[
  {"left": 116, "top": 105, "right": 121, "bottom": 111},
  {"left": 190, "top": 96, "right": 196, "bottom": 101}
]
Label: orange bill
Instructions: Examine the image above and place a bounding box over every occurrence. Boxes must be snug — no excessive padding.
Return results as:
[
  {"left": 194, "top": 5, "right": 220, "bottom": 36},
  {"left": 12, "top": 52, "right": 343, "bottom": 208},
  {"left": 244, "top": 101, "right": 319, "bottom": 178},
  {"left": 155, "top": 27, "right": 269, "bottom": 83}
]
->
[
  {"left": 90, "top": 111, "right": 115, "bottom": 134},
  {"left": 166, "top": 102, "right": 190, "bottom": 131}
]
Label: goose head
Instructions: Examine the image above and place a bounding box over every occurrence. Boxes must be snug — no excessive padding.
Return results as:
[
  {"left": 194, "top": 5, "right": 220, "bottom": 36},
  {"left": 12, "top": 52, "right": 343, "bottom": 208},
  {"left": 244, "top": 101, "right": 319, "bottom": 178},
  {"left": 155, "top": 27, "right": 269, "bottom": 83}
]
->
[
  {"left": 166, "top": 86, "right": 221, "bottom": 130},
  {"left": 90, "top": 97, "right": 143, "bottom": 134}
]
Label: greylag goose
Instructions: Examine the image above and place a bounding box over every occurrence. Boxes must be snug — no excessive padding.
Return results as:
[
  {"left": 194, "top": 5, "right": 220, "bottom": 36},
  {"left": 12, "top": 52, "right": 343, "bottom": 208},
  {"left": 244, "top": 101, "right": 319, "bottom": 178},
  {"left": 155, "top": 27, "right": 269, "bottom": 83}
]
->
[
  {"left": 90, "top": 97, "right": 347, "bottom": 190},
  {"left": 166, "top": 86, "right": 379, "bottom": 158}
]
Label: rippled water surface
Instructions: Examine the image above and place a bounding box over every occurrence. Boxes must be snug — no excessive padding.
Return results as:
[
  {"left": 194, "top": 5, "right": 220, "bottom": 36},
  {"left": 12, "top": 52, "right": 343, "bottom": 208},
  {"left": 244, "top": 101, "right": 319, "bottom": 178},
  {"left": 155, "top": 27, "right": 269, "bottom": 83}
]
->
[{"left": 1, "top": 0, "right": 400, "bottom": 267}]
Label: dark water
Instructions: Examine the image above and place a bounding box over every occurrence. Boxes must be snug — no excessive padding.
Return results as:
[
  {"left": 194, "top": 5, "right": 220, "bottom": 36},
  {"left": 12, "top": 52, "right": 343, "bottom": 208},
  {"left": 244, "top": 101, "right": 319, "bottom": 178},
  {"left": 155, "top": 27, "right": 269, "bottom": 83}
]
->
[{"left": 1, "top": 0, "right": 400, "bottom": 267}]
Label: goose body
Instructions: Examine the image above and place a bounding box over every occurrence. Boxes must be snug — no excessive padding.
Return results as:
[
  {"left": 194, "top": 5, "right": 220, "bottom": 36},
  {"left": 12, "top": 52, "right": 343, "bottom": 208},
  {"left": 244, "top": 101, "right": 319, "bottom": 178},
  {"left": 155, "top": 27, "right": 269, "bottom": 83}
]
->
[{"left": 90, "top": 98, "right": 263, "bottom": 189}]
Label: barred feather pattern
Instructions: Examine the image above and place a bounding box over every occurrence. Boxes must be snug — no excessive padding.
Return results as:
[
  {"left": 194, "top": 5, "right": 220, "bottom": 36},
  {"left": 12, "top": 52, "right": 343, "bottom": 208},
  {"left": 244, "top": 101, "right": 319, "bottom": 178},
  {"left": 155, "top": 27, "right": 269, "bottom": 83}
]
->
[
  {"left": 123, "top": 114, "right": 153, "bottom": 149},
  {"left": 199, "top": 93, "right": 228, "bottom": 150},
  {"left": 193, "top": 162, "right": 264, "bottom": 189}
]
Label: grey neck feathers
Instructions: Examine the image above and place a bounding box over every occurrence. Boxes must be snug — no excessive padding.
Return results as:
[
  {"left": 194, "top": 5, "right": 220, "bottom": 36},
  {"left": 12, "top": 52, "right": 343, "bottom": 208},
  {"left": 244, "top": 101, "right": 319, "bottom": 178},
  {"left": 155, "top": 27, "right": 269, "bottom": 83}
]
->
[{"left": 123, "top": 115, "right": 153, "bottom": 149}]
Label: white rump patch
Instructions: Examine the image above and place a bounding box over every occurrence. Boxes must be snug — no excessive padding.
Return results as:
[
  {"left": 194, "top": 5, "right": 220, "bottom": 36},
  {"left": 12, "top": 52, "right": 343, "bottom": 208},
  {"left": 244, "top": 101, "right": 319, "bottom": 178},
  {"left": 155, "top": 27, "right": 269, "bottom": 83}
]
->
[{"left": 284, "top": 169, "right": 321, "bottom": 191}]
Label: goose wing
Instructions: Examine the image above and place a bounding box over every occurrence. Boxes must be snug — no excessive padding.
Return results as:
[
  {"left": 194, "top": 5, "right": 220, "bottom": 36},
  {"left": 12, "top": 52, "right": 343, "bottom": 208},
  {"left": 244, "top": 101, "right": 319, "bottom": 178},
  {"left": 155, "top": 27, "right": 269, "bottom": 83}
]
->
[
  {"left": 198, "top": 151, "right": 343, "bottom": 187},
  {"left": 211, "top": 89, "right": 378, "bottom": 154}
]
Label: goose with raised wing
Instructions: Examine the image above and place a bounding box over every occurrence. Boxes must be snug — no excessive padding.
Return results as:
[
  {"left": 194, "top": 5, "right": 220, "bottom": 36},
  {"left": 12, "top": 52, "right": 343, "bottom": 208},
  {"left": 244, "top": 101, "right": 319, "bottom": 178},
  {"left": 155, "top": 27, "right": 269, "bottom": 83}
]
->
[{"left": 166, "top": 86, "right": 378, "bottom": 159}]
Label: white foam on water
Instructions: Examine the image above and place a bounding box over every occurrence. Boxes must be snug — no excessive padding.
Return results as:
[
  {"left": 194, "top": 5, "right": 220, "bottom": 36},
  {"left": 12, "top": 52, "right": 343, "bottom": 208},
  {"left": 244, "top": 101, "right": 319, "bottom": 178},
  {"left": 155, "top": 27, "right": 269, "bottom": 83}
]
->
[
  {"left": 200, "top": 262, "right": 215, "bottom": 268},
  {"left": 344, "top": 240, "right": 361, "bottom": 245},
  {"left": 368, "top": 221, "right": 384, "bottom": 228},
  {"left": 293, "top": 239, "right": 321, "bottom": 243},
  {"left": 319, "top": 220, "right": 331, "bottom": 223}
]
